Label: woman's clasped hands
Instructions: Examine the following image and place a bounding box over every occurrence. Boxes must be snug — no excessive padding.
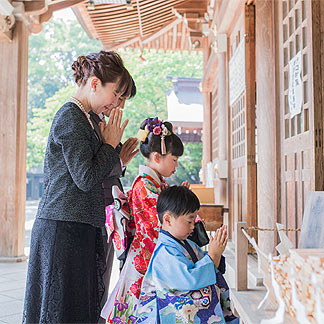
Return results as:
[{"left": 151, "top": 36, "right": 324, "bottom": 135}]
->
[{"left": 100, "top": 108, "right": 128, "bottom": 148}]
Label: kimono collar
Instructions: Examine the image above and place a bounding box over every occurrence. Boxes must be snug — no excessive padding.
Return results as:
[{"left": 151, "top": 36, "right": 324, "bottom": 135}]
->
[
  {"left": 139, "top": 165, "right": 163, "bottom": 187},
  {"left": 160, "top": 229, "right": 198, "bottom": 263}
]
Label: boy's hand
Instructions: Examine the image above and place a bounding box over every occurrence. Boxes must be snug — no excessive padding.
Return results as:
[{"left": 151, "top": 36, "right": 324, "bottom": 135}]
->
[{"left": 208, "top": 225, "right": 228, "bottom": 268}]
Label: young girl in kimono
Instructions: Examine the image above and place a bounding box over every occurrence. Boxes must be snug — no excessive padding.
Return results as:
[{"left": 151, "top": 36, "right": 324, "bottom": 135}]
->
[
  {"left": 136, "top": 186, "right": 239, "bottom": 324},
  {"left": 101, "top": 117, "right": 187, "bottom": 323}
]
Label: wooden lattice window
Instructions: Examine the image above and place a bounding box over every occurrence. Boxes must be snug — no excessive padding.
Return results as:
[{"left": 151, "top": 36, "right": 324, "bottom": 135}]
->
[
  {"left": 282, "top": 0, "right": 310, "bottom": 139},
  {"left": 231, "top": 94, "right": 246, "bottom": 160}
]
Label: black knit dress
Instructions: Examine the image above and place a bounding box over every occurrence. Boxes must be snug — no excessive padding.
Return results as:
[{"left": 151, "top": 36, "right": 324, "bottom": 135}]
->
[{"left": 23, "top": 102, "right": 121, "bottom": 323}]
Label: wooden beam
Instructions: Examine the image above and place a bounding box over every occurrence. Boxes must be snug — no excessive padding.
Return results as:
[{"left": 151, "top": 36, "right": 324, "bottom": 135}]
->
[
  {"left": 47, "top": 0, "right": 85, "bottom": 12},
  {"left": 103, "top": 35, "right": 141, "bottom": 49},
  {"left": 24, "top": 0, "right": 47, "bottom": 15},
  {"left": 163, "top": 27, "right": 168, "bottom": 51},
  {"left": 180, "top": 20, "right": 186, "bottom": 52},
  {"left": 90, "top": 11, "right": 138, "bottom": 23},
  {"left": 142, "top": 16, "right": 177, "bottom": 31},
  {"left": 39, "top": 0, "right": 84, "bottom": 24},
  {"left": 141, "top": 18, "right": 180, "bottom": 44},
  {"left": 92, "top": 12, "right": 176, "bottom": 28},
  {"left": 94, "top": 22, "right": 140, "bottom": 30},
  {"left": 167, "top": 31, "right": 171, "bottom": 50},
  {"left": 172, "top": 24, "right": 177, "bottom": 51},
  {"left": 75, "top": 0, "right": 185, "bottom": 45},
  {"left": 91, "top": 14, "right": 139, "bottom": 25},
  {"left": 85, "top": 0, "right": 181, "bottom": 15},
  {"left": 173, "top": 0, "right": 208, "bottom": 16}
]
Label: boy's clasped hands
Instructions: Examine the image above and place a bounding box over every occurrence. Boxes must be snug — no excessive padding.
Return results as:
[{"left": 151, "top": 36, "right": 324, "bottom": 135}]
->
[{"left": 208, "top": 225, "right": 228, "bottom": 268}]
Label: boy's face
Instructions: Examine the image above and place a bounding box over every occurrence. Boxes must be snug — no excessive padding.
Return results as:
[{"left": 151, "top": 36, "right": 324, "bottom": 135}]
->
[{"left": 164, "top": 212, "right": 196, "bottom": 241}]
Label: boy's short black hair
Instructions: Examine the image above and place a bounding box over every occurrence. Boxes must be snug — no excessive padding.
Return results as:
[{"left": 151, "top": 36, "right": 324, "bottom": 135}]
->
[{"left": 157, "top": 186, "right": 200, "bottom": 223}]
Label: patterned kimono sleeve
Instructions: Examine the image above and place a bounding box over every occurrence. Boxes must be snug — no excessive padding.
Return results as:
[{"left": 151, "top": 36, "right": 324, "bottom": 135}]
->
[
  {"left": 132, "top": 178, "right": 161, "bottom": 238},
  {"left": 130, "top": 178, "right": 162, "bottom": 275},
  {"left": 152, "top": 245, "right": 217, "bottom": 291},
  {"left": 188, "top": 239, "right": 226, "bottom": 274}
]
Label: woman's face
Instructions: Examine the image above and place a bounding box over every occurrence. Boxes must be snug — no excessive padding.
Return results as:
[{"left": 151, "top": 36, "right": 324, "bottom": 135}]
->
[{"left": 90, "top": 79, "right": 128, "bottom": 115}]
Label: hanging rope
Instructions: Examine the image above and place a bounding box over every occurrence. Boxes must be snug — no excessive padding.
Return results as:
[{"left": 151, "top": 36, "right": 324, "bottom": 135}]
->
[{"left": 243, "top": 226, "right": 301, "bottom": 232}]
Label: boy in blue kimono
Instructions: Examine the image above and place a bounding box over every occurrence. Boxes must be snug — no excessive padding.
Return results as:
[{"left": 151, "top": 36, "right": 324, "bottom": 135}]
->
[{"left": 136, "top": 186, "right": 239, "bottom": 324}]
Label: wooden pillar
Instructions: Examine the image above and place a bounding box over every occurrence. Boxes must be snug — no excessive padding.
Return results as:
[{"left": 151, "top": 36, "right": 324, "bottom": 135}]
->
[
  {"left": 255, "top": 1, "right": 278, "bottom": 254},
  {"left": 0, "top": 21, "right": 29, "bottom": 259},
  {"left": 312, "top": 0, "right": 324, "bottom": 191},
  {"left": 202, "top": 36, "right": 212, "bottom": 185},
  {"left": 214, "top": 52, "right": 228, "bottom": 206}
]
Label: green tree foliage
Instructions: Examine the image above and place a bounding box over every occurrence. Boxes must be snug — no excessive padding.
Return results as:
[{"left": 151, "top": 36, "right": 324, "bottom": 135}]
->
[
  {"left": 115, "top": 49, "right": 203, "bottom": 186},
  {"left": 27, "top": 17, "right": 203, "bottom": 186},
  {"left": 28, "top": 17, "right": 100, "bottom": 119},
  {"left": 27, "top": 85, "right": 76, "bottom": 168}
]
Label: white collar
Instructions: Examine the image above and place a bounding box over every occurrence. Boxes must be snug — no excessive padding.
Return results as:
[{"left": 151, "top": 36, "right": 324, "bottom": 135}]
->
[{"left": 139, "top": 165, "right": 161, "bottom": 185}]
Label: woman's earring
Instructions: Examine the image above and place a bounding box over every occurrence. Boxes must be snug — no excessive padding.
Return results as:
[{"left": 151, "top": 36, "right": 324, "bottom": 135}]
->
[{"left": 91, "top": 87, "right": 95, "bottom": 95}]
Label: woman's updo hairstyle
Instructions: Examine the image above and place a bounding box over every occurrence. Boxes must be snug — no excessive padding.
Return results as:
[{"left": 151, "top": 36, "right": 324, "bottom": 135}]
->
[
  {"left": 138, "top": 117, "right": 184, "bottom": 158},
  {"left": 72, "top": 51, "right": 134, "bottom": 98}
]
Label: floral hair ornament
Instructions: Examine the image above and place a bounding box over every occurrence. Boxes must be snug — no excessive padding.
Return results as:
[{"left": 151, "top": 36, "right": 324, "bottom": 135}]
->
[
  {"left": 137, "top": 125, "right": 149, "bottom": 142},
  {"left": 160, "top": 124, "right": 168, "bottom": 155},
  {"left": 147, "top": 118, "right": 170, "bottom": 155},
  {"left": 137, "top": 117, "right": 172, "bottom": 154},
  {"left": 159, "top": 123, "right": 172, "bottom": 155}
]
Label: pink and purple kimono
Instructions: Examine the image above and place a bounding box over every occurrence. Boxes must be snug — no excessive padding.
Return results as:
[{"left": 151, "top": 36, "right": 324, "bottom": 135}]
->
[{"left": 101, "top": 165, "right": 168, "bottom": 323}]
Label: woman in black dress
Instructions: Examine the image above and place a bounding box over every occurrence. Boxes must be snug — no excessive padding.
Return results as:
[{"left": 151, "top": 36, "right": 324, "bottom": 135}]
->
[{"left": 23, "top": 51, "right": 134, "bottom": 323}]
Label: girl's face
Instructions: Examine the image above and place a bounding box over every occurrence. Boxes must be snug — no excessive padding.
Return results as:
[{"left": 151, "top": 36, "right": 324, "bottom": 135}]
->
[
  {"left": 166, "top": 212, "right": 196, "bottom": 241},
  {"left": 155, "top": 153, "right": 179, "bottom": 178},
  {"left": 90, "top": 79, "right": 128, "bottom": 115}
]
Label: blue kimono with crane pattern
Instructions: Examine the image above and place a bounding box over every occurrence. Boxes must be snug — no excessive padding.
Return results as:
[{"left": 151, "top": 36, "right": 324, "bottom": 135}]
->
[{"left": 135, "top": 230, "right": 239, "bottom": 324}]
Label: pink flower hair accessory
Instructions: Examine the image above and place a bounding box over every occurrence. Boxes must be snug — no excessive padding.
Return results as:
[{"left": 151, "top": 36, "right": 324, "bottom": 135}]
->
[{"left": 153, "top": 126, "right": 162, "bottom": 135}]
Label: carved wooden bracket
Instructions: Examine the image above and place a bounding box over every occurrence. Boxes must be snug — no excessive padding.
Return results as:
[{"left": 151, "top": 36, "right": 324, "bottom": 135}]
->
[
  {"left": 172, "top": 0, "right": 208, "bottom": 49},
  {"left": 0, "top": 0, "right": 85, "bottom": 37},
  {"left": 0, "top": 13, "right": 15, "bottom": 41},
  {"left": 31, "top": 0, "right": 84, "bottom": 34}
]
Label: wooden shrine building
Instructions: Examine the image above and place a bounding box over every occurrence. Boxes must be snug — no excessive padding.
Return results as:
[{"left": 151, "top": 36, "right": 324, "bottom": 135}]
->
[
  {"left": 166, "top": 76, "right": 203, "bottom": 143},
  {"left": 1, "top": 0, "right": 324, "bottom": 275}
]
